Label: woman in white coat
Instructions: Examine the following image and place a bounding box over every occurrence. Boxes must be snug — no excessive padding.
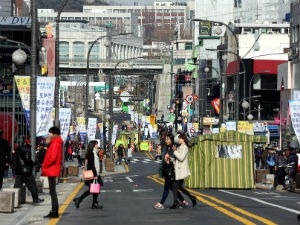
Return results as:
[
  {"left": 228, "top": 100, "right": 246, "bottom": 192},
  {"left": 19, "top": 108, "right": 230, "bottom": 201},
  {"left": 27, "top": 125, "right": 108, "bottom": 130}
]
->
[{"left": 170, "top": 133, "right": 197, "bottom": 209}]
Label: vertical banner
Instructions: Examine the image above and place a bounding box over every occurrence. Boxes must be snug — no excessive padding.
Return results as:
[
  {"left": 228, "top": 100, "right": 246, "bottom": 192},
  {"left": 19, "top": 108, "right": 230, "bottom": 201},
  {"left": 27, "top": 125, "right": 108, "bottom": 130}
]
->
[
  {"left": 59, "top": 108, "right": 71, "bottom": 141},
  {"left": 15, "top": 76, "right": 30, "bottom": 127},
  {"left": 112, "top": 124, "right": 118, "bottom": 145},
  {"left": 36, "top": 77, "right": 55, "bottom": 136},
  {"left": 87, "top": 118, "right": 97, "bottom": 141},
  {"left": 289, "top": 100, "right": 300, "bottom": 144},
  {"left": 15, "top": 76, "right": 55, "bottom": 137},
  {"left": 76, "top": 117, "right": 86, "bottom": 133}
]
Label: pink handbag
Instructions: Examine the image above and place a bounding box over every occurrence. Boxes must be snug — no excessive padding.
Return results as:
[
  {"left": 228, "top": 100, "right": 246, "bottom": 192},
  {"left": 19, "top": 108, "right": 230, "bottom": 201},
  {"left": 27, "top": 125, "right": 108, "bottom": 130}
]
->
[{"left": 90, "top": 179, "right": 101, "bottom": 194}]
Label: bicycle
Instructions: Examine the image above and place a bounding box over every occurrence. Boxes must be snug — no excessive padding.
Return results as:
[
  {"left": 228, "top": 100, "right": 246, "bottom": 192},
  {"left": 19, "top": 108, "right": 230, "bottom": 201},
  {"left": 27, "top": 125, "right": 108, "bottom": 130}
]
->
[{"left": 282, "top": 162, "right": 296, "bottom": 192}]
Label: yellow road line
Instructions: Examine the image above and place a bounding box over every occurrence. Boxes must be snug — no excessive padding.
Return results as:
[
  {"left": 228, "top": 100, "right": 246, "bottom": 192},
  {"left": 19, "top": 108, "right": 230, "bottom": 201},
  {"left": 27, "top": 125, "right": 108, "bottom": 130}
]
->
[
  {"left": 149, "top": 175, "right": 277, "bottom": 225},
  {"left": 47, "top": 182, "right": 85, "bottom": 225}
]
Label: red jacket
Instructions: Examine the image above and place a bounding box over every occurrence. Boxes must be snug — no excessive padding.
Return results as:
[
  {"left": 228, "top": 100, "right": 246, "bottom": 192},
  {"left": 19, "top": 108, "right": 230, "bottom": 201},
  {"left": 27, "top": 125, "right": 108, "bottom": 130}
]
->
[{"left": 42, "top": 136, "right": 63, "bottom": 177}]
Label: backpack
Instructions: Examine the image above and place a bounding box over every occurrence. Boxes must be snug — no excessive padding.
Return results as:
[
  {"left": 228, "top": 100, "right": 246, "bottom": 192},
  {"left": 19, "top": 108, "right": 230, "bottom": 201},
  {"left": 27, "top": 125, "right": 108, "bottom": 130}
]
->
[{"left": 266, "top": 155, "right": 275, "bottom": 166}]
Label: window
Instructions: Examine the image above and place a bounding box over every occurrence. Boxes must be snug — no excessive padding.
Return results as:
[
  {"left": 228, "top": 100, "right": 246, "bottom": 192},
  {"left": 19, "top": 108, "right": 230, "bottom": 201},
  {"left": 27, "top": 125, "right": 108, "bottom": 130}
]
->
[
  {"left": 73, "top": 41, "right": 84, "bottom": 60},
  {"left": 88, "top": 42, "right": 100, "bottom": 60},
  {"left": 185, "top": 42, "right": 193, "bottom": 50},
  {"left": 59, "top": 41, "right": 69, "bottom": 60}
]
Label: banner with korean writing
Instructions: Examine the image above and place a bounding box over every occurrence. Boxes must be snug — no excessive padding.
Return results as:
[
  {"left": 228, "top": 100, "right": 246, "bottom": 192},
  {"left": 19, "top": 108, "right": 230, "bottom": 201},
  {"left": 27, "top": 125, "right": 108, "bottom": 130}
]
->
[
  {"left": 36, "top": 77, "right": 55, "bottom": 136},
  {"left": 59, "top": 108, "right": 71, "bottom": 141},
  {"left": 87, "top": 118, "right": 97, "bottom": 141},
  {"left": 76, "top": 117, "right": 86, "bottom": 133},
  {"left": 15, "top": 76, "right": 55, "bottom": 136},
  {"left": 15, "top": 76, "right": 30, "bottom": 126},
  {"left": 289, "top": 100, "right": 300, "bottom": 144}
]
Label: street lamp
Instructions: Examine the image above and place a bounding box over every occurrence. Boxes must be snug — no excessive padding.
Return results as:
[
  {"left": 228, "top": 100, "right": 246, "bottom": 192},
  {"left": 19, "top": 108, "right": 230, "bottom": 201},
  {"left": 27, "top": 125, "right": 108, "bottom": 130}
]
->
[
  {"left": 240, "top": 95, "right": 261, "bottom": 121},
  {"left": 205, "top": 48, "right": 246, "bottom": 120},
  {"left": 86, "top": 33, "right": 133, "bottom": 157},
  {"left": 193, "top": 18, "right": 240, "bottom": 120},
  {"left": 0, "top": 33, "right": 37, "bottom": 161},
  {"left": 107, "top": 57, "right": 144, "bottom": 159}
]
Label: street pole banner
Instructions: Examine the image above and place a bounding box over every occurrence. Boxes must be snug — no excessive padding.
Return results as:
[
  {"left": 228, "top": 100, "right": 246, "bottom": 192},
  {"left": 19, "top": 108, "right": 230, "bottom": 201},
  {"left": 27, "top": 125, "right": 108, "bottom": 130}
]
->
[
  {"left": 59, "top": 108, "right": 71, "bottom": 141},
  {"left": 15, "top": 76, "right": 30, "bottom": 126},
  {"left": 289, "top": 100, "right": 300, "bottom": 144},
  {"left": 87, "top": 118, "right": 97, "bottom": 141},
  {"left": 15, "top": 76, "right": 55, "bottom": 136},
  {"left": 36, "top": 77, "right": 55, "bottom": 136}
]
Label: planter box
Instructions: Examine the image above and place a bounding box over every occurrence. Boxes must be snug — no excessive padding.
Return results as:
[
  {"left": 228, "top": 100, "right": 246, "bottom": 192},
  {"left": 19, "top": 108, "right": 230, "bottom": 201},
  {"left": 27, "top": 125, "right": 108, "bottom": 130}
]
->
[
  {"left": 68, "top": 166, "right": 79, "bottom": 176},
  {"left": 0, "top": 191, "right": 14, "bottom": 213}
]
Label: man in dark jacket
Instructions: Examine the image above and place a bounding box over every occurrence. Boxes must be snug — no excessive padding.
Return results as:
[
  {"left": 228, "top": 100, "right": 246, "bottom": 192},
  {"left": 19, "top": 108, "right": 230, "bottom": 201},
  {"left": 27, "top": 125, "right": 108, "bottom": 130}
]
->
[
  {"left": 13, "top": 140, "right": 44, "bottom": 204},
  {"left": 0, "top": 129, "right": 11, "bottom": 190}
]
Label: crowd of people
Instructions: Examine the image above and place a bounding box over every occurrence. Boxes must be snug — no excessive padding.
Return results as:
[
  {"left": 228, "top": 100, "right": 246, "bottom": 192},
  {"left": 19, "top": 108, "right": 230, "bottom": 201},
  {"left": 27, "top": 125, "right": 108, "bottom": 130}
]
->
[{"left": 254, "top": 144, "right": 299, "bottom": 189}]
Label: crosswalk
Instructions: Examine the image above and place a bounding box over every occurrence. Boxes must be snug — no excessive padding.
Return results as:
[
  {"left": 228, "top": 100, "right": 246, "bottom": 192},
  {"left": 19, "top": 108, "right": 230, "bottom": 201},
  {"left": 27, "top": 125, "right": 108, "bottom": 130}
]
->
[{"left": 129, "top": 158, "right": 162, "bottom": 164}]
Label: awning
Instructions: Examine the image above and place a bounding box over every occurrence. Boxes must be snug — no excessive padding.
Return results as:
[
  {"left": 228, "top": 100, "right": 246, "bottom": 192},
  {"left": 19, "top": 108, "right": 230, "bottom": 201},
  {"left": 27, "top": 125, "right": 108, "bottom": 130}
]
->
[
  {"left": 253, "top": 59, "right": 286, "bottom": 75},
  {"left": 225, "top": 60, "right": 239, "bottom": 75}
]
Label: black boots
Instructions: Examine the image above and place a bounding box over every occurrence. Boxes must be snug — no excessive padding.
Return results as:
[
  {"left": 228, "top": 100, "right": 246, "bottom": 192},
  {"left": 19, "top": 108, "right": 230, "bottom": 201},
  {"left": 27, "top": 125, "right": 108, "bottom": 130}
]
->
[
  {"left": 91, "top": 202, "right": 103, "bottom": 209},
  {"left": 44, "top": 210, "right": 59, "bottom": 218},
  {"left": 191, "top": 196, "right": 197, "bottom": 207},
  {"left": 73, "top": 198, "right": 80, "bottom": 208}
]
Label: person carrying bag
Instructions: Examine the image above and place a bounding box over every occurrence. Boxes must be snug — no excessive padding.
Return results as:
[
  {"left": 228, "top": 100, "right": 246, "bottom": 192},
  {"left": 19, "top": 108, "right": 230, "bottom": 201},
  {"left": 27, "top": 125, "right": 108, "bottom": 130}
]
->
[{"left": 73, "top": 141, "right": 103, "bottom": 209}]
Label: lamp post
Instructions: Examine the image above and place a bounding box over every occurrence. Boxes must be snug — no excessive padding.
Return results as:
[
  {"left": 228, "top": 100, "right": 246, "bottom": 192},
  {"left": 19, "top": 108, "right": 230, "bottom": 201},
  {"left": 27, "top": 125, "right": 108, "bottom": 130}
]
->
[
  {"left": 107, "top": 57, "right": 144, "bottom": 160},
  {"left": 54, "top": 0, "right": 69, "bottom": 127},
  {"left": 0, "top": 35, "right": 31, "bottom": 153},
  {"left": 86, "top": 33, "right": 132, "bottom": 157},
  {"left": 193, "top": 19, "right": 240, "bottom": 120}
]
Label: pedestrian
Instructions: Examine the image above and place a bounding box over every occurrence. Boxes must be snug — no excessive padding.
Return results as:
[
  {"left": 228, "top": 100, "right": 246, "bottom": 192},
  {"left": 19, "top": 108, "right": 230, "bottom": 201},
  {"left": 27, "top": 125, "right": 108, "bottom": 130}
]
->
[
  {"left": 170, "top": 133, "right": 197, "bottom": 209},
  {"left": 0, "top": 129, "right": 11, "bottom": 190},
  {"left": 154, "top": 144, "right": 162, "bottom": 161},
  {"left": 117, "top": 144, "right": 125, "bottom": 165},
  {"left": 266, "top": 146, "right": 277, "bottom": 174},
  {"left": 42, "top": 127, "right": 63, "bottom": 218},
  {"left": 13, "top": 139, "right": 44, "bottom": 204},
  {"left": 35, "top": 143, "right": 46, "bottom": 177},
  {"left": 153, "top": 133, "right": 187, "bottom": 209},
  {"left": 274, "top": 149, "right": 287, "bottom": 189},
  {"left": 284, "top": 147, "right": 298, "bottom": 181},
  {"left": 98, "top": 147, "right": 105, "bottom": 173},
  {"left": 73, "top": 140, "right": 104, "bottom": 209}
]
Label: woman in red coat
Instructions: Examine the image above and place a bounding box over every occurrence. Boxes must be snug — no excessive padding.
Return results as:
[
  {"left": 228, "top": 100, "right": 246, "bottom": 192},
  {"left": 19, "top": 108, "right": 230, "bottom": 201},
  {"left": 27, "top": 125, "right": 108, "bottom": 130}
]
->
[{"left": 42, "top": 127, "right": 63, "bottom": 218}]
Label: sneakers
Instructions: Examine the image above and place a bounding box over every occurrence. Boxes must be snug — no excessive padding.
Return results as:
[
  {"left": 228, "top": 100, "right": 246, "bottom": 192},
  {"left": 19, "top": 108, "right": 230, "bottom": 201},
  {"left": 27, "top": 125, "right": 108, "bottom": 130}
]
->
[
  {"left": 153, "top": 202, "right": 165, "bottom": 209},
  {"left": 180, "top": 200, "right": 189, "bottom": 208}
]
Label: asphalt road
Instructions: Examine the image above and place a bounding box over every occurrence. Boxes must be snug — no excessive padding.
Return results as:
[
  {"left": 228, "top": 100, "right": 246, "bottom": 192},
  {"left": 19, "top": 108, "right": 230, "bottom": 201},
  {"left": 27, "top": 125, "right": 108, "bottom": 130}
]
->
[{"left": 56, "top": 152, "right": 300, "bottom": 225}]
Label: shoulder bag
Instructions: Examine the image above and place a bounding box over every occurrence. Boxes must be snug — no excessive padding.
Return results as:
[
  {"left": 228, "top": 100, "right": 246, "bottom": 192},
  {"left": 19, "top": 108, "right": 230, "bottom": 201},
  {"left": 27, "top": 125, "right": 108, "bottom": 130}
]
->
[{"left": 82, "top": 159, "right": 94, "bottom": 180}]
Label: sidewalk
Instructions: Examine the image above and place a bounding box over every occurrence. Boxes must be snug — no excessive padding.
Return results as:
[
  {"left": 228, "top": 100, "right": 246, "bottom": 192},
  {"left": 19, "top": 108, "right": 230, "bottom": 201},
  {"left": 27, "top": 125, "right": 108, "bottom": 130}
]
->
[{"left": 0, "top": 159, "right": 126, "bottom": 225}]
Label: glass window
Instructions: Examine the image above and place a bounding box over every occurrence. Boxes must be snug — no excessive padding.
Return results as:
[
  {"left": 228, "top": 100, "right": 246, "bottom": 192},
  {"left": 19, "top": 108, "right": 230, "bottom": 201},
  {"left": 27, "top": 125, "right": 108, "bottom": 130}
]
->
[
  {"left": 185, "top": 42, "right": 193, "bottom": 50},
  {"left": 59, "top": 41, "right": 69, "bottom": 60},
  {"left": 73, "top": 41, "right": 84, "bottom": 60},
  {"left": 88, "top": 42, "right": 100, "bottom": 60}
]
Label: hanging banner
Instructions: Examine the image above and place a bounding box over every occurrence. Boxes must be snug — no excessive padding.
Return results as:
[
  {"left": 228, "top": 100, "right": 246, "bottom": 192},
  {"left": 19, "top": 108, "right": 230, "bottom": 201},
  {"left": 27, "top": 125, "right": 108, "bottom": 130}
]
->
[
  {"left": 87, "top": 118, "right": 97, "bottom": 141},
  {"left": 15, "top": 76, "right": 55, "bottom": 137},
  {"left": 76, "top": 117, "right": 86, "bottom": 133},
  {"left": 59, "top": 108, "right": 71, "bottom": 141},
  {"left": 15, "top": 76, "right": 30, "bottom": 126},
  {"left": 289, "top": 100, "right": 300, "bottom": 144},
  {"left": 36, "top": 77, "right": 55, "bottom": 136}
]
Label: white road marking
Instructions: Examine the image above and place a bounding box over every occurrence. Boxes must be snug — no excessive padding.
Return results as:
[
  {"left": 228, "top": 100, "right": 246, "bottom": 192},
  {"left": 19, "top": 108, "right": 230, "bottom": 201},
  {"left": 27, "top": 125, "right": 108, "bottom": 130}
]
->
[
  {"left": 220, "top": 190, "right": 299, "bottom": 214},
  {"left": 132, "top": 189, "right": 154, "bottom": 192},
  {"left": 126, "top": 176, "right": 134, "bottom": 182}
]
